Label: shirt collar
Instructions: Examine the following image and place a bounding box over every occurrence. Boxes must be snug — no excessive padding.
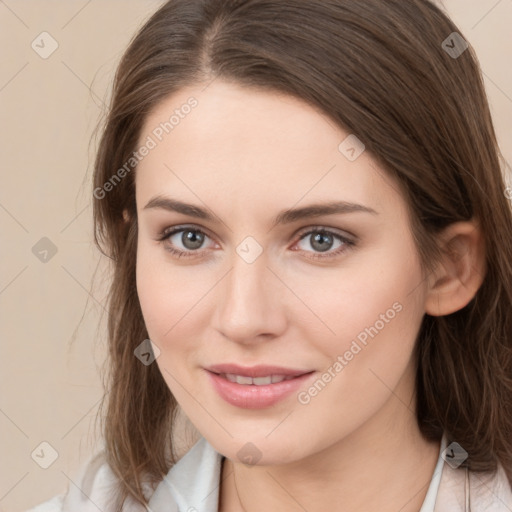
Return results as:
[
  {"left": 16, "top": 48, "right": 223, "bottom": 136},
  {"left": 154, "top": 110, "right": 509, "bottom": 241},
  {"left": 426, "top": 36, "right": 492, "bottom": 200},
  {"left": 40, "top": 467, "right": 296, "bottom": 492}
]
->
[
  {"left": 148, "top": 436, "right": 222, "bottom": 512},
  {"left": 419, "top": 432, "right": 448, "bottom": 512}
]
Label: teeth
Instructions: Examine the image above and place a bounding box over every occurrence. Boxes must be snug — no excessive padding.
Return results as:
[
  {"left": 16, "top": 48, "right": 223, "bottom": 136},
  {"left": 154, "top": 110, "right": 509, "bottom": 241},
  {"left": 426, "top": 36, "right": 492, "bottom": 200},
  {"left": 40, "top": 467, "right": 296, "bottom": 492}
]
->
[
  {"left": 235, "top": 375, "right": 253, "bottom": 385},
  {"left": 253, "top": 376, "right": 273, "bottom": 385},
  {"left": 223, "top": 373, "right": 293, "bottom": 385}
]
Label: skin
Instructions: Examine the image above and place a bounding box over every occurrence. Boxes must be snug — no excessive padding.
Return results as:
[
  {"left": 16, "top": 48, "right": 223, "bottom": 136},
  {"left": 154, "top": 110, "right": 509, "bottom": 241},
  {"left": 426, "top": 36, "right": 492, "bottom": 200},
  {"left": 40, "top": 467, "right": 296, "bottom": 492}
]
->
[{"left": 134, "top": 79, "right": 486, "bottom": 511}]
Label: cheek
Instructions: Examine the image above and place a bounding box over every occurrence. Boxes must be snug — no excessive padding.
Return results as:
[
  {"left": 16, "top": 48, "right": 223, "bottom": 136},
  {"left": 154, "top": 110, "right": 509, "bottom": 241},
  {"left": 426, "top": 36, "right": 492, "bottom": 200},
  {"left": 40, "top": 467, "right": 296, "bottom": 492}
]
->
[
  {"left": 289, "top": 250, "right": 425, "bottom": 439},
  {"left": 136, "top": 248, "right": 168, "bottom": 338},
  {"left": 135, "top": 242, "right": 213, "bottom": 355},
  {"left": 292, "top": 240, "right": 426, "bottom": 369},
  {"left": 135, "top": 248, "right": 204, "bottom": 402},
  {"left": 136, "top": 242, "right": 183, "bottom": 344}
]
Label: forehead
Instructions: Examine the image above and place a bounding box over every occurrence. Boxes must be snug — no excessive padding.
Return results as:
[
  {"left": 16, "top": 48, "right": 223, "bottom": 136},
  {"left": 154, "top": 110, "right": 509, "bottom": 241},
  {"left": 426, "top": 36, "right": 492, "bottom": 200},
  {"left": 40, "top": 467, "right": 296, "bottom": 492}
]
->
[
  {"left": 135, "top": 80, "right": 401, "bottom": 221},
  {"left": 139, "top": 79, "right": 340, "bottom": 164}
]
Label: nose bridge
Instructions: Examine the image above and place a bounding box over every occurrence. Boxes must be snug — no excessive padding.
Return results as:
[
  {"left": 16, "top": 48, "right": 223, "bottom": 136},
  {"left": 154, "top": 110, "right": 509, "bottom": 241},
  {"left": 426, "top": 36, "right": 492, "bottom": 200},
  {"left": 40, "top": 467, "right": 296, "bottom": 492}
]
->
[{"left": 214, "top": 242, "right": 283, "bottom": 342}]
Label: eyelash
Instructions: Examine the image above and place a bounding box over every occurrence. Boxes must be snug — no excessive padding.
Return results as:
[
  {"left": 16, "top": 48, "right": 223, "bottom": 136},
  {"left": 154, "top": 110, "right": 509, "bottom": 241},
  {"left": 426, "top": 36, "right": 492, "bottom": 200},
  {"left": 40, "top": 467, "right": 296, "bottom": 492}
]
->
[{"left": 156, "top": 225, "right": 356, "bottom": 261}]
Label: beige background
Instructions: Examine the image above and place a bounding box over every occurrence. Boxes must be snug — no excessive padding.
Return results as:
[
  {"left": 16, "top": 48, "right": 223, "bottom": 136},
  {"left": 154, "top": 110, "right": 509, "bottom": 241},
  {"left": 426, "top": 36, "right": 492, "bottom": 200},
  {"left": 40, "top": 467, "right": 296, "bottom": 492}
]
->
[{"left": 0, "top": 1, "right": 511, "bottom": 511}]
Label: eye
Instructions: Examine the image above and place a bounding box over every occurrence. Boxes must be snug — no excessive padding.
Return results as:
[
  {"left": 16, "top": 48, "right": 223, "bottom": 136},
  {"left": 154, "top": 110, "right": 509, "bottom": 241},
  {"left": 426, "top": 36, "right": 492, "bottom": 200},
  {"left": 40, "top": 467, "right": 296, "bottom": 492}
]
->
[
  {"left": 157, "top": 226, "right": 215, "bottom": 259},
  {"left": 156, "top": 225, "right": 356, "bottom": 260},
  {"left": 293, "top": 227, "right": 355, "bottom": 259}
]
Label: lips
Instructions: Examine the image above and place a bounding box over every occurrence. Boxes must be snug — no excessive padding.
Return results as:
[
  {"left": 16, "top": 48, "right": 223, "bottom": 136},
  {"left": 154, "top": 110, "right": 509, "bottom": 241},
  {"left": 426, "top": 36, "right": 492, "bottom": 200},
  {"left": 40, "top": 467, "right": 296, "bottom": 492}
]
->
[{"left": 205, "top": 363, "right": 315, "bottom": 409}]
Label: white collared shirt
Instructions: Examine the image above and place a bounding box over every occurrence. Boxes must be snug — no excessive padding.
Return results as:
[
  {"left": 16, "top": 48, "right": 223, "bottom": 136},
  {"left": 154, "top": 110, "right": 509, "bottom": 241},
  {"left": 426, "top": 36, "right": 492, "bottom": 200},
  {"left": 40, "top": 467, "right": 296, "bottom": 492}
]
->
[{"left": 27, "top": 431, "right": 512, "bottom": 511}]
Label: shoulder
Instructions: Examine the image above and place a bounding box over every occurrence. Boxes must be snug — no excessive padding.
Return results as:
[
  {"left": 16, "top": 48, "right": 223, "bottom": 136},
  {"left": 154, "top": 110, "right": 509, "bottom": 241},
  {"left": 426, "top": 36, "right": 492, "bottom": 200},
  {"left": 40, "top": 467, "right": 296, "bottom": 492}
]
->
[
  {"left": 26, "top": 451, "right": 154, "bottom": 512},
  {"left": 436, "top": 459, "right": 512, "bottom": 511},
  {"left": 26, "top": 494, "right": 65, "bottom": 512},
  {"left": 469, "top": 462, "right": 512, "bottom": 510},
  {"left": 25, "top": 437, "right": 218, "bottom": 512}
]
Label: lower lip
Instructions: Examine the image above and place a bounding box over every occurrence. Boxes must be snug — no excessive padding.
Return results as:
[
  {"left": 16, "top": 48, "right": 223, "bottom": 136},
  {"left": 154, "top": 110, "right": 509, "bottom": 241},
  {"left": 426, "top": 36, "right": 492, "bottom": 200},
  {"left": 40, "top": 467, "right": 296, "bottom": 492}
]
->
[{"left": 206, "top": 370, "right": 315, "bottom": 409}]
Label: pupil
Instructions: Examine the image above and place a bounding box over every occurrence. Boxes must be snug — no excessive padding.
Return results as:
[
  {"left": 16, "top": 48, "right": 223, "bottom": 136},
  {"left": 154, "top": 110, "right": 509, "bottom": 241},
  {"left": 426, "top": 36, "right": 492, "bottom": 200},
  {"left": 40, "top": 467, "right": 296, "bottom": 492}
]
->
[
  {"left": 312, "top": 232, "right": 332, "bottom": 252},
  {"left": 183, "top": 230, "right": 204, "bottom": 249}
]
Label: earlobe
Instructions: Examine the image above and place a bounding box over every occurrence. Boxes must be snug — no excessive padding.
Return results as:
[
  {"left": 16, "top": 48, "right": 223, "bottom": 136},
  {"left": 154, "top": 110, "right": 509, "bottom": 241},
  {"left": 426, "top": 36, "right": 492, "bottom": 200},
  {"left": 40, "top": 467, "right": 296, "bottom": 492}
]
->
[{"left": 424, "top": 220, "right": 486, "bottom": 316}]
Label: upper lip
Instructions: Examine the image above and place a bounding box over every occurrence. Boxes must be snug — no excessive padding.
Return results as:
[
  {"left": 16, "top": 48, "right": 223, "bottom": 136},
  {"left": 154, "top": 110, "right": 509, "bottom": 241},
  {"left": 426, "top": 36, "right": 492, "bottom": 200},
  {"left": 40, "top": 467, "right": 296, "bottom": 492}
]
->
[{"left": 206, "top": 364, "right": 313, "bottom": 378}]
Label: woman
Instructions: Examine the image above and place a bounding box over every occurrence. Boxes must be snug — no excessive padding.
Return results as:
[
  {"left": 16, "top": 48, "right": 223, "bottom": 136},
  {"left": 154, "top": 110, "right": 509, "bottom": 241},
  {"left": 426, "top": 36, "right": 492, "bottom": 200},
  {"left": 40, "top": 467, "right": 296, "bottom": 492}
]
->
[{"left": 28, "top": 0, "right": 512, "bottom": 510}]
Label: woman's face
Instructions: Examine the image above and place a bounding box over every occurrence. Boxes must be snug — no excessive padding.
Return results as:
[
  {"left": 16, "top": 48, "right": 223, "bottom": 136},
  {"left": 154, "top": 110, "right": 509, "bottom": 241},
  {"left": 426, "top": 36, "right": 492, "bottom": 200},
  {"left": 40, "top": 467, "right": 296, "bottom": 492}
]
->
[{"left": 135, "top": 79, "right": 430, "bottom": 464}]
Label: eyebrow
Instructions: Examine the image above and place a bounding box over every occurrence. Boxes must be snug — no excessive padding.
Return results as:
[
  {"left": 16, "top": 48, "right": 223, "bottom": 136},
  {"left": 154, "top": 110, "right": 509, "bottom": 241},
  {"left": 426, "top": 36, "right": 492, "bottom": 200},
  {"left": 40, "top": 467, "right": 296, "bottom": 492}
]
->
[{"left": 143, "top": 195, "right": 378, "bottom": 228}]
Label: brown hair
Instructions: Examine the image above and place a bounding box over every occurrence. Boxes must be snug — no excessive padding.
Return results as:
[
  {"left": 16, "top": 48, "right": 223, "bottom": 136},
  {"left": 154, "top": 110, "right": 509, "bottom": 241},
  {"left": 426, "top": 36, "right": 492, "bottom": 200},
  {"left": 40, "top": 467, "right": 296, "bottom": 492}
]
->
[{"left": 92, "top": 0, "right": 512, "bottom": 508}]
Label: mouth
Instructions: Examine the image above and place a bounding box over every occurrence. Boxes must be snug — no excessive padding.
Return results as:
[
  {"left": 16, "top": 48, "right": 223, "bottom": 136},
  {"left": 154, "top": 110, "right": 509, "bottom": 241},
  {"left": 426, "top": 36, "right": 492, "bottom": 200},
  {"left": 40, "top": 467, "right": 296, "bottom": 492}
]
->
[{"left": 205, "top": 365, "right": 316, "bottom": 409}]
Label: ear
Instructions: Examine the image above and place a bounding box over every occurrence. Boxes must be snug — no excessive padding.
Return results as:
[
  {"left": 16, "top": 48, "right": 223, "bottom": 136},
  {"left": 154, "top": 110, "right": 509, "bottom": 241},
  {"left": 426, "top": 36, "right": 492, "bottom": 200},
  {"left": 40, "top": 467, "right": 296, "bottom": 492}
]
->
[
  {"left": 424, "top": 220, "right": 486, "bottom": 316},
  {"left": 122, "top": 208, "right": 130, "bottom": 223}
]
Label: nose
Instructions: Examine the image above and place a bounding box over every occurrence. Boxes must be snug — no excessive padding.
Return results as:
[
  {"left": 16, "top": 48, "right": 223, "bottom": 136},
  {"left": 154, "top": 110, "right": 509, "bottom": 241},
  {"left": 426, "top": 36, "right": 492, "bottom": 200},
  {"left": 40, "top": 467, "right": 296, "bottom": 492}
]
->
[{"left": 212, "top": 248, "right": 287, "bottom": 345}]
